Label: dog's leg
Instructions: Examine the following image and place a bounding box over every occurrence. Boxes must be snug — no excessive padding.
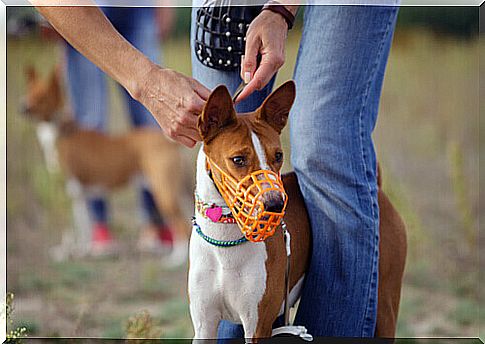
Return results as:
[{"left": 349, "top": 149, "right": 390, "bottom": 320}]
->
[
  {"left": 66, "top": 178, "right": 92, "bottom": 257},
  {"left": 190, "top": 305, "right": 220, "bottom": 342},
  {"left": 140, "top": 153, "right": 190, "bottom": 266},
  {"left": 36, "top": 122, "right": 60, "bottom": 174}
]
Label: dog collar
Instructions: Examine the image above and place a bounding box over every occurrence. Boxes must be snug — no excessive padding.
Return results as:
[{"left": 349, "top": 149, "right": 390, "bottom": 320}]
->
[
  {"left": 192, "top": 218, "right": 248, "bottom": 247},
  {"left": 194, "top": 192, "right": 236, "bottom": 224}
]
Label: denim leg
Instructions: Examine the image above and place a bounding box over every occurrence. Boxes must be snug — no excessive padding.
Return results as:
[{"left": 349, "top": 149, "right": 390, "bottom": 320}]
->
[
  {"left": 86, "top": 196, "right": 108, "bottom": 224},
  {"left": 290, "top": 6, "right": 398, "bottom": 337},
  {"left": 65, "top": 42, "right": 109, "bottom": 225},
  {"left": 65, "top": 44, "right": 107, "bottom": 131},
  {"left": 191, "top": 7, "right": 275, "bottom": 339},
  {"left": 107, "top": 7, "right": 162, "bottom": 128},
  {"left": 104, "top": 8, "right": 167, "bottom": 226}
]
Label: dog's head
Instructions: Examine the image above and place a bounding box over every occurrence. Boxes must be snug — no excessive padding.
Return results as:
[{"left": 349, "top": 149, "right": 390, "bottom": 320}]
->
[
  {"left": 22, "top": 65, "right": 63, "bottom": 122},
  {"left": 198, "top": 80, "right": 296, "bottom": 215}
]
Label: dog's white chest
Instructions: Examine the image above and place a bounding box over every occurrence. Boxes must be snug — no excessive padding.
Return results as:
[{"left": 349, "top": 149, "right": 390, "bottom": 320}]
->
[{"left": 188, "top": 219, "right": 268, "bottom": 327}]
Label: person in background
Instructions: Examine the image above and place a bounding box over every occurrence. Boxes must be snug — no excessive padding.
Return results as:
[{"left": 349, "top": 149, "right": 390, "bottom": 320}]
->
[{"left": 63, "top": 7, "right": 176, "bottom": 255}]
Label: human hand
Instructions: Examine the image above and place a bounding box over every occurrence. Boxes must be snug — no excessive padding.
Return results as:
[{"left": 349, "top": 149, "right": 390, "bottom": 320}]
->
[
  {"left": 235, "top": 10, "right": 289, "bottom": 103},
  {"left": 135, "top": 64, "right": 210, "bottom": 148}
]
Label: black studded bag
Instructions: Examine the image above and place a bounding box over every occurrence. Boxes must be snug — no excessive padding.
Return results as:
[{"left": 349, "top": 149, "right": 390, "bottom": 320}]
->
[{"left": 195, "top": 1, "right": 262, "bottom": 71}]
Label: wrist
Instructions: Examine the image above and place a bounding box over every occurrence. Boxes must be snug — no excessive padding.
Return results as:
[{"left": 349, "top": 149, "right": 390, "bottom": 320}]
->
[
  {"left": 261, "top": 1, "right": 296, "bottom": 30},
  {"left": 128, "top": 55, "right": 157, "bottom": 101}
]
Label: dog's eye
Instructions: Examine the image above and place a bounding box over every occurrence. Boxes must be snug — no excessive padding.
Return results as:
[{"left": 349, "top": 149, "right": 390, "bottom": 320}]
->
[
  {"left": 231, "top": 156, "right": 247, "bottom": 167},
  {"left": 275, "top": 152, "right": 283, "bottom": 163}
]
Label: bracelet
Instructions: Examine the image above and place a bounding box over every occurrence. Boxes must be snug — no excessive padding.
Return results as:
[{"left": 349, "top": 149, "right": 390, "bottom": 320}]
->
[{"left": 261, "top": 1, "right": 295, "bottom": 30}]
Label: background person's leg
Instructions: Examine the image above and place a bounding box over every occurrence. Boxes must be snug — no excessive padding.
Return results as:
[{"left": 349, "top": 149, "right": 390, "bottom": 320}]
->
[
  {"left": 105, "top": 8, "right": 175, "bottom": 249},
  {"left": 290, "top": 5, "right": 399, "bottom": 337},
  {"left": 65, "top": 43, "right": 110, "bottom": 233}
]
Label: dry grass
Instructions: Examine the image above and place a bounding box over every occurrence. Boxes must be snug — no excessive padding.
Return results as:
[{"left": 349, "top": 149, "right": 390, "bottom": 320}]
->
[{"left": 6, "top": 25, "right": 482, "bottom": 338}]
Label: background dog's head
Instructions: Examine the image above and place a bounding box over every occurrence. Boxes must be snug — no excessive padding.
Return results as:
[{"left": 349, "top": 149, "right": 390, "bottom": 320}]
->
[
  {"left": 198, "top": 80, "right": 296, "bottom": 212},
  {"left": 22, "top": 65, "right": 63, "bottom": 122}
]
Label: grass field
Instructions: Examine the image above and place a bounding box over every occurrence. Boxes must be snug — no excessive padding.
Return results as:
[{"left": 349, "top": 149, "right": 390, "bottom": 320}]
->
[{"left": 6, "top": 19, "right": 483, "bottom": 339}]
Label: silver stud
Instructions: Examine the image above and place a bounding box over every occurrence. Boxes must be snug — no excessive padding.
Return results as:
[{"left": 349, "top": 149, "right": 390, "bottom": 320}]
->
[
  {"left": 238, "top": 23, "right": 244, "bottom": 29},
  {"left": 225, "top": 17, "right": 231, "bottom": 23},
  {"left": 227, "top": 46, "right": 232, "bottom": 52},
  {"left": 243, "top": 37, "right": 246, "bottom": 41},
  {"left": 225, "top": 31, "right": 231, "bottom": 37},
  {"left": 206, "top": 57, "right": 211, "bottom": 62},
  {"left": 237, "top": 36, "right": 242, "bottom": 41},
  {"left": 226, "top": 59, "right": 231, "bottom": 65},
  {"left": 233, "top": 63, "right": 238, "bottom": 67},
  {"left": 218, "top": 59, "right": 223, "bottom": 64},
  {"left": 197, "top": 49, "right": 202, "bottom": 55}
]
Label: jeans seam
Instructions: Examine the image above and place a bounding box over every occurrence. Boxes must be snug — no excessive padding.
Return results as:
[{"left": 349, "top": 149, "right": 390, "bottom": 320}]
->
[{"left": 357, "top": 10, "right": 396, "bottom": 337}]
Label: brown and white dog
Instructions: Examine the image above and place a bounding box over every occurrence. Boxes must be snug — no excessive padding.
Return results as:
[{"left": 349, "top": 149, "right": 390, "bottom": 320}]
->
[
  {"left": 189, "top": 81, "right": 407, "bottom": 341},
  {"left": 22, "top": 66, "right": 191, "bottom": 265}
]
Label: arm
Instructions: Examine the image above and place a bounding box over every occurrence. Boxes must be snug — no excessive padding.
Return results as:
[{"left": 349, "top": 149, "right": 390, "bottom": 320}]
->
[
  {"left": 35, "top": 4, "right": 150, "bottom": 99},
  {"left": 33, "top": 3, "right": 210, "bottom": 147},
  {"left": 236, "top": 1, "right": 299, "bottom": 102}
]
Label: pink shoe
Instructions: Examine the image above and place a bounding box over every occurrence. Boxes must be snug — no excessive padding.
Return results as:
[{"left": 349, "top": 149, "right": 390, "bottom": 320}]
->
[
  {"left": 158, "top": 225, "right": 174, "bottom": 248},
  {"left": 90, "top": 223, "right": 118, "bottom": 257},
  {"left": 137, "top": 224, "right": 174, "bottom": 254}
]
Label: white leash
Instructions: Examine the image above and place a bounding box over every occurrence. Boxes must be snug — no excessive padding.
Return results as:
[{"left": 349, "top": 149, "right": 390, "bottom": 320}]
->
[{"left": 272, "top": 220, "right": 313, "bottom": 341}]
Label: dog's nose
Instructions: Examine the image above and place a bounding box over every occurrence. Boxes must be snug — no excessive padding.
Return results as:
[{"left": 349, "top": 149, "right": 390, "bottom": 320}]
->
[{"left": 264, "top": 195, "right": 285, "bottom": 213}]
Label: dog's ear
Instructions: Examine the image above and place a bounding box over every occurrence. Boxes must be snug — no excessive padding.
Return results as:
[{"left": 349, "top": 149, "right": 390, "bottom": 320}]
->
[
  {"left": 257, "top": 80, "right": 296, "bottom": 134},
  {"left": 25, "top": 65, "right": 37, "bottom": 83},
  {"left": 198, "top": 85, "right": 237, "bottom": 142}
]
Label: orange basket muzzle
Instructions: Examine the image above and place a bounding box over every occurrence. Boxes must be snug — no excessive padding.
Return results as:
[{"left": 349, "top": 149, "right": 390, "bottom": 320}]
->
[{"left": 207, "top": 158, "right": 288, "bottom": 242}]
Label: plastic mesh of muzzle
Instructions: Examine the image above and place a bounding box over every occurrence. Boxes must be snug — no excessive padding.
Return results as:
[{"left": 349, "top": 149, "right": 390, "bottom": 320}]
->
[
  {"left": 208, "top": 159, "right": 287, "bottom": 242},
  {"left": 195, "top": 2, "right": 262, "bottom": 71}
]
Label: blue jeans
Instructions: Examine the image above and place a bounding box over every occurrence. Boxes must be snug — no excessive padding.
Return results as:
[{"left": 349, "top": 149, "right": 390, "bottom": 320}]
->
[
  {"left": 65, "top": 8, "right": 163, "bottom": 226},
  {"left": 191, "top": 5, "right": 398, "bottom": 338}
]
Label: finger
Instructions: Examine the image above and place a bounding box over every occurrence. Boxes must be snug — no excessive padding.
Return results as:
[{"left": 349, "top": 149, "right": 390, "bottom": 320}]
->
[
  {"left": 242, "top": 34, "right": 261, "bottom": 82},
  {"left": 239, "top": 55, "right": 245, "bottom": 81},
  {"left": 175, "top": 135, "right": 197, "bottom": 148},
  {"left": 185, "top": 95, "right": 206, "bottom": 114},
  {"left": 192, "top": 79, "right": 211, "bottom": 100},
  {"left": 179, "top": 112, "right": 199, "bottom": 129},
  {"left": 236, "top": 59, "right": 277, "bottom": 103},
  {"left": 178, "top": 124, "right": 202, "bottom": 142}
]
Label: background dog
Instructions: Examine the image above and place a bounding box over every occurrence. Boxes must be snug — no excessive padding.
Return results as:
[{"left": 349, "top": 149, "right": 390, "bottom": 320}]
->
[{"left": 22, "top": 65, "right": 192, "bottom": 265}]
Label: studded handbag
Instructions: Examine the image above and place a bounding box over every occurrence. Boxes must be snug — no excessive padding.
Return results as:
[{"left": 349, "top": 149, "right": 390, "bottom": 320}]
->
[{"left": 194, "top": 1, "right": 262, "bottom": 71}]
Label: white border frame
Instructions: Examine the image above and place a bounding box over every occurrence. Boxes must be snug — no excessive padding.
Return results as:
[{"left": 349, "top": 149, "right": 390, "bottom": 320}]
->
[
  {"left": 0, "top": 2, "right": 482, "bottom": 343},
  {"left": 1, "top": 0, "right": 6, "bottom": 342}
]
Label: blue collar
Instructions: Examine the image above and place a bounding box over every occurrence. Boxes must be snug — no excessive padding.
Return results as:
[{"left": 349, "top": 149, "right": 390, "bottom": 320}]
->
[{"left": 192, "top": 218, "right": 248, "bottom": 247}]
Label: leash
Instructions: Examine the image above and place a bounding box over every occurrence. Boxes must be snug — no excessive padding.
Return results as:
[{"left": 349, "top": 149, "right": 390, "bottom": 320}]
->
[
  {"left": 273, "top": 220, "right": 313, "bottom": 341},
  {"left": 282, "top": 220, "right": 291, "bottom": 326},
  {"left": 232, "top": 80, "right": 246, "bottom": 102}
]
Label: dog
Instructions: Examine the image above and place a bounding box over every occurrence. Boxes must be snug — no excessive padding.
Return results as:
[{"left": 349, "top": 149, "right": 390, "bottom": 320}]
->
[
  {"left": 189, "top": 81, "right": 407, "bottom": 341},
  {"left": 22, "top": 65, "right": 192, "bottom": 265}
]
